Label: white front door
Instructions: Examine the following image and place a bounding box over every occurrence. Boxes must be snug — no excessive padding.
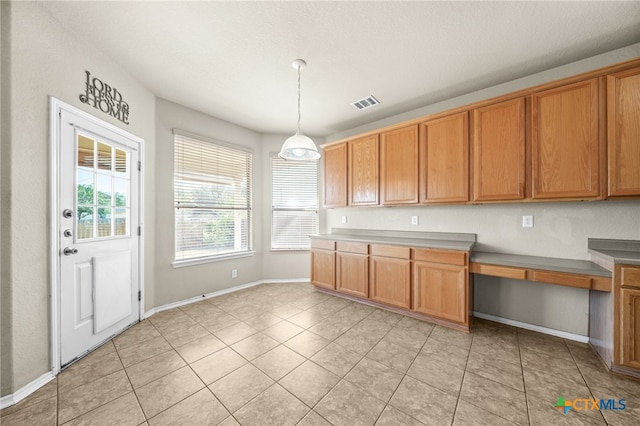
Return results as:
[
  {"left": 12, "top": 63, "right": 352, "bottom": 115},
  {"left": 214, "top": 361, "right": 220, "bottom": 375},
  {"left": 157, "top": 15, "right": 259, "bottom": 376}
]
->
[{"left": 56, "top": 104, "right": 141, "bottom": 367}]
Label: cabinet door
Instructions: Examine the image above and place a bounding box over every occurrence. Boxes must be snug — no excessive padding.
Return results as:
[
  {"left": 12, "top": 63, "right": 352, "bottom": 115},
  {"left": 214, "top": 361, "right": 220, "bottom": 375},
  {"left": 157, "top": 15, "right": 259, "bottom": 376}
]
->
[
  {"left": 413, "top": 261, "right": 468, "bottom": 324},
  {"left": 323, "top": 143, "right": 348, "bottom": 207},
  {"left": 531, "top": 79, "right": 601, "bottom": 199},
  {"left": 349, "top": 135, "right": 379, "bottom": 205},
  {"left": 620, "top": 288, "right": 640, "bottom": 370},
  {"left": 472, "top": 98, "right": 526, "bottom": 201},
  {"left": 380, "top": 125, "right": 419, "bottom": 205},
  {"left": 336, "top": 252, "right": 369, "bottom": 298},
  {"left": 369, "top": 256, "right": 411, "bottom": 309},
  {"left": 311, "top": 249, "right": 335, "bottom": 290},
  {"left": 420, "top": 112, "right": 469, "bottom": 203},
  {"left": 607, "top": 68, "right": 640, "bottom": 197}
]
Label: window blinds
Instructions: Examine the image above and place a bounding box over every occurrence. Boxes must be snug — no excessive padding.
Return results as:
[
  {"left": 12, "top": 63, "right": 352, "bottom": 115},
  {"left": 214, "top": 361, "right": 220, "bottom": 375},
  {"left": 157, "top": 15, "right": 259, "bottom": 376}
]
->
[
  {"left": 271, "top": 155, "right": 318, "bottom": 250},
  {"left": 174, "top": 131, "right": 252, "bottom": 261}
]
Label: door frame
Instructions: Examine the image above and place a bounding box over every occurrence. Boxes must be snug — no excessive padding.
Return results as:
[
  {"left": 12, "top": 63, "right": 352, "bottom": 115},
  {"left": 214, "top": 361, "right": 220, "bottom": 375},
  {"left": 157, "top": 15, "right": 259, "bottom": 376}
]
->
[{"left": 49, "top": 97, "right": 145, "bottom": 374}]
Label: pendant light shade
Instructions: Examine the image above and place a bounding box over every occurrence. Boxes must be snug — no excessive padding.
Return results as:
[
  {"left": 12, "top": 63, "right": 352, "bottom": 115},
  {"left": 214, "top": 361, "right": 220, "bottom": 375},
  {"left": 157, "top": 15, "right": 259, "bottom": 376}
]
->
[{"left": 279, "top": 59, "right": 321, "bottom": 161}]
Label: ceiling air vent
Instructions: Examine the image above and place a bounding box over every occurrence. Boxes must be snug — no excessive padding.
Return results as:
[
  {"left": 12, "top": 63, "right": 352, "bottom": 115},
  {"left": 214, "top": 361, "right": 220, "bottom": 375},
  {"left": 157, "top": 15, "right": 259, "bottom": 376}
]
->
[{"left": 352, "top": 95, "right": 380, "bottom": 110}]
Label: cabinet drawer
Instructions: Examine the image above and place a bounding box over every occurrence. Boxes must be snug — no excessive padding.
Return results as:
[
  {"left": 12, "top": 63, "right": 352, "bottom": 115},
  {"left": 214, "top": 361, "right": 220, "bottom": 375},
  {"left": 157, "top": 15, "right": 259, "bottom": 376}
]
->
[
  {"left": 336, "top": 241, "right": 369, "bottom": 255},
  {"left": 532, "top": 271, "right": 591, "bottom": 289},
  {"left": 621, "top": 266, "right": 640, "bottom": 289},
  {"left": 469, "top": 263, "right": 526, "bottom": 280},
  {"left": 311, "top": 239, "right": 335, "bottom": 250},
  {"left": 370, "top": 244, "right": 410, "bottom": 259},
  {"left": 413, "top": 248, "right": 467, "bottom": 266}
]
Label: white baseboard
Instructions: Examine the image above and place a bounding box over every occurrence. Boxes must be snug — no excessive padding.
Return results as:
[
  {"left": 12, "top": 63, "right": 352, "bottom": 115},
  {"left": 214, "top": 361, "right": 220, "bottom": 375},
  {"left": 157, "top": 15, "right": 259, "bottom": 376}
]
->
[
  {"left": 145, "top": 279, "right": 310, "bottom": 318},
  {"left": 473, "top": 311, "right": 589, "bottom": 343},
  {"left": 0, "top": 372, "right": 55, "bottom": 410}
]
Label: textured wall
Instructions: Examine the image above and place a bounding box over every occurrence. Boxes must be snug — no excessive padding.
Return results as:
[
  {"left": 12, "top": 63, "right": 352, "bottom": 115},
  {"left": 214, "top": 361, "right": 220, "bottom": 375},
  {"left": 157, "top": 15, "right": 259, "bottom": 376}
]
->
[
  {"left": 154, "top": 101, "right": 323, "bottom": 306},
  {"left": 154, "top": 99, "right": 266, "bottom": 306},
  {"left": 1, "top": 2, "right": 156, "bottom": 396}
]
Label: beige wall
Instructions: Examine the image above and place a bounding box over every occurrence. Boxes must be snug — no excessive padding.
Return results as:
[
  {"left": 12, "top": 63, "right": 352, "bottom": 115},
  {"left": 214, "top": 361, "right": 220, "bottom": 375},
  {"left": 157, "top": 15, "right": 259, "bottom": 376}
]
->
[
  {"left": 1, "top": 0, "right": 9, "bottom": 398},
  {"left": 154, "top": 102, "right": 321, "bottom": 306},
  {"left": 0, "top": 2, "right": 156, "bottom": 395},
  {"left": 325, "top": 201, "right": 640, "bottom": 335},
  {"left": 324, "top": 44, "right": 640, "bottom": 337},
  {"left": 154, "top": 99, "right": 264, "bottom": 306}
]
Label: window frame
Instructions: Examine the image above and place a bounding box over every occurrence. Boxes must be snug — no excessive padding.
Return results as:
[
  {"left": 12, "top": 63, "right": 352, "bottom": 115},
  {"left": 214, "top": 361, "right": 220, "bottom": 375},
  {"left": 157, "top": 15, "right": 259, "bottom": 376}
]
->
[{"left": 172, "top": 129, "right": 254, "bottom": 267}]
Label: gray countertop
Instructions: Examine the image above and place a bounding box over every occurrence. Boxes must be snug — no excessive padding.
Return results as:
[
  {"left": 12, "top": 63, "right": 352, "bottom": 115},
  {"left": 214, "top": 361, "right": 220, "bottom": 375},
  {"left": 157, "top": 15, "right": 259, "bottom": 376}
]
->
[
  {"left": 470, "top": 252, "right": 612, "bottom": 277},
  {"left": 311, "top": 228, "right": 476, "bottom": 251},
  {"left": 311, "top": 231, "right": 637, "bottom": 276},
  {"left": 588, "top": 238, "right": 640, "bottom": 266}
]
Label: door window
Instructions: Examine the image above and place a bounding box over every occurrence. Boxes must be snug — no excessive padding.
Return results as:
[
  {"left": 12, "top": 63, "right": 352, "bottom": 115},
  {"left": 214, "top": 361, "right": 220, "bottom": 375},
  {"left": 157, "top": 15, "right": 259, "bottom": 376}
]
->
[{"left": 77, "top": 134, "right": 130, "bottom": 240}]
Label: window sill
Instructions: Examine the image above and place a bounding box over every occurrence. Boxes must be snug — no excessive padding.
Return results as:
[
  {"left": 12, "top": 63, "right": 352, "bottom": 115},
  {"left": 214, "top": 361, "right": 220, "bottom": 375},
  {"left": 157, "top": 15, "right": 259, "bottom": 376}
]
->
[
  {"left": 172, "top": 251, "right": 255, "bottom": 268},
  {"left": 269, "top": 248, "right": 311, "bottom": 253}
]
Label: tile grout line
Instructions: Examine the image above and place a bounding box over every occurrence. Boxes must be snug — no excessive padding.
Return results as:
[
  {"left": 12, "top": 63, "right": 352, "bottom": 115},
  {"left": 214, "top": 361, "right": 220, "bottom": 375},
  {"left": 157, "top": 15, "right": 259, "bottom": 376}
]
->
[
  {"left": 371, "top": 320, "right": 436, "bottom": 426},
  {"left": 566, "top": 341, "right": 610, "bottom": 425},
  {"left": 517, "top": 327, "right": 532, "bottom": 426},
  {"left": 451, "top": 330, "right": 474, "bottom": 426}
]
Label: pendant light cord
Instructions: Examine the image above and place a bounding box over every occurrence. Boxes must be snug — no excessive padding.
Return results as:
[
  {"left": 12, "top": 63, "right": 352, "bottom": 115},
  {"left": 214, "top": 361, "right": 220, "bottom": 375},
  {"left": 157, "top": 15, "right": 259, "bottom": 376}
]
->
[{"left": 296, "top": 64, "right": 302, "bottom": 134}]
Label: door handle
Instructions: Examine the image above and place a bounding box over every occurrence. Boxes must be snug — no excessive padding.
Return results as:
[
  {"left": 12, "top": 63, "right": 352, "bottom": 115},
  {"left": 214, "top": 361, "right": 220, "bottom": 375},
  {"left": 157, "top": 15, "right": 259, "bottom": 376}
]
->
[{"left": 63, "top": 247, "right": 78, "bottom": 256}]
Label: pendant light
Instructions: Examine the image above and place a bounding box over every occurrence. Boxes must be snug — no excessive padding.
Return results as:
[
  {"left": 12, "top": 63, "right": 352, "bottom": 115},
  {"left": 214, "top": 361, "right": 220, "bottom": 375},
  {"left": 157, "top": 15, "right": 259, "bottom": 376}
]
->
[{"left": 278, "top": 59, "right": 321, "bottom": 161}]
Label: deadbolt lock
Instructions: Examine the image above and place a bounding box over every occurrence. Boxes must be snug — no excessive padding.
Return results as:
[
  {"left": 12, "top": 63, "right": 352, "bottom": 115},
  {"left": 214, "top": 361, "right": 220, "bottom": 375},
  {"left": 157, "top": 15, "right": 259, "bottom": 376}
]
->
[{"left": 63, "top": 247, "right": 78, "bottom": 256}]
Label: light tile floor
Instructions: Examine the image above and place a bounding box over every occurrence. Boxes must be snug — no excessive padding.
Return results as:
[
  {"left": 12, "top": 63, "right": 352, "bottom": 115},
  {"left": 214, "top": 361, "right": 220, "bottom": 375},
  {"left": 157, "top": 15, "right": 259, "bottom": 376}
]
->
[{"left": 2, "top": 282, "right": 640, "bottom": 425}]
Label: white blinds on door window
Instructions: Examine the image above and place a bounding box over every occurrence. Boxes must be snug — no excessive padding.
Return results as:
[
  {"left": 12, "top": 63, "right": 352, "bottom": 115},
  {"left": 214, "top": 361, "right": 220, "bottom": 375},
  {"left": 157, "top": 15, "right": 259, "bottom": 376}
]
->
[
  {"left": 271, "top": 155, "right": 318, "bottom": 250},
  {"left": 174, "top": 131, "right": 252, "bottom": 262}
]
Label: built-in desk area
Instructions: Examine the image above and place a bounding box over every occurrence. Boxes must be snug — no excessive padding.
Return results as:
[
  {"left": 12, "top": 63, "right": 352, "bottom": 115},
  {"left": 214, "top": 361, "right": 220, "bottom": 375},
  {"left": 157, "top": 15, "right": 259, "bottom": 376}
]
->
[{"left": 469, "top": 251, "right": 612, "bottom": 291}]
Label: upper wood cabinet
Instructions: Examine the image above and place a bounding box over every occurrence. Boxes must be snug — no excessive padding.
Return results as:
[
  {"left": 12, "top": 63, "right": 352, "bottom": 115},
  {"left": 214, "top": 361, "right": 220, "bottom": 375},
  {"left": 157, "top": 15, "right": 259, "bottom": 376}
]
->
[
  {"left": 607, "top": 67, "right": 640, "bottom": 197},
  {"left": 322, "top": 143, "right": 348, "bottom": 208},
  {"left": 531, "top": 79, "right": 601, "bottom": 199},
  {"left": 420, "top": 112, "right": 469, "bottom": 203},
  {"left": 348, "top": 135, "right": 379, "bottom": 206},
  {"left": 472, "top": 98, "right": 526, "bottom": 201},
  {"left": 380, "top": 125, "right": 419, "bottom": 205}
]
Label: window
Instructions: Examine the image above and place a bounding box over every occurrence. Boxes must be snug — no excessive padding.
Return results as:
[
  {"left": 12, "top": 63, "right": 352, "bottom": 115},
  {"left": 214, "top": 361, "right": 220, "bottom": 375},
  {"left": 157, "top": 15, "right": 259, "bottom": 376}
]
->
[
  {"left": 271, "top": 154, "right": 318, "bottom": 250},
  {"left": 174, "top": 131, "right": 252, "bottom": 264},
  {"left": 76, "top": 134, "right": 131, "bottom": 240}
]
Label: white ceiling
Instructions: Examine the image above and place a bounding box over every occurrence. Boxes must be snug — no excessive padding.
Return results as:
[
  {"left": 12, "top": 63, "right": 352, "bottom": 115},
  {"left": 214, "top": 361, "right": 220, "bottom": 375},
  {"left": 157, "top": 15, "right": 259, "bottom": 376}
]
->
[{"left": 40, "top": 1, "right": 640, "bottom": 137}]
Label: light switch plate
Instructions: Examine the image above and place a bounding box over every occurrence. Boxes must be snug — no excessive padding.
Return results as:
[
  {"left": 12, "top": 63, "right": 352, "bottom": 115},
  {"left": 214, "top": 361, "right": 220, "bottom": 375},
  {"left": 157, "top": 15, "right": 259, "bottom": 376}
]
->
[{"left": 522, "top": 215, "right": 534, "bottom": 228}]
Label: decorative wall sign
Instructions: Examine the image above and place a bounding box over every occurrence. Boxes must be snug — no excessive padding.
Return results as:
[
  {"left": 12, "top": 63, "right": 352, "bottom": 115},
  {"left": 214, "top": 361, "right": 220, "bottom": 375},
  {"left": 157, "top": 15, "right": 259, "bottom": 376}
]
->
[{"left": 79, "top": 70, "right": 130, "bottom": 125}]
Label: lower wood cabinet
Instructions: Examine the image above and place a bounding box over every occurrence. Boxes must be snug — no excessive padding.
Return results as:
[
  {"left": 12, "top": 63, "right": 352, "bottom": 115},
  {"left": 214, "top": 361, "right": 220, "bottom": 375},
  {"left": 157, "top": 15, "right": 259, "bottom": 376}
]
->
[
  {"left": 310, "top": 237, "right": 472, "bottom": 332},
  {"left": 619, "top": 264, "right": 640, "bottom": 372},
  {"left": 336, "top": 242, "right": 369, "bottom": 298},
  {"left": 620, "top": 287, "right": 640, "bottom": 370},
  {"left": 310, "top": 239, "right": 336, "bottom": 290},
  {"left": 413, "top": 261, "right": 468, "bottom": 325},
  {"left": 369, "top": 245, "right": 411, "bottom": 309}
]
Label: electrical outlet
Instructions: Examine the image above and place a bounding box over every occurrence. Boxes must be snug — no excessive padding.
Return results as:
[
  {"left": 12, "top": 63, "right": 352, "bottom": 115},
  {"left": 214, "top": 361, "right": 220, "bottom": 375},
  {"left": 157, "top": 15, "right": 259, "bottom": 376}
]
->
[
  {"left": 411, "top": 216, "right": 419, "bottom": 225},
  {"left": 522, "top": 215, "right": 534, "bottom": 228},
  {"left": 341, "top": 215, "right": 347, "bottom": 224},
  {"left": 231, "top": 269, "right": 238, "bottom": 278}
]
